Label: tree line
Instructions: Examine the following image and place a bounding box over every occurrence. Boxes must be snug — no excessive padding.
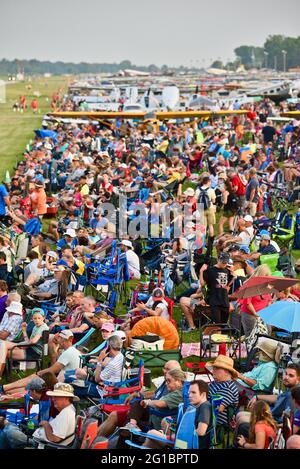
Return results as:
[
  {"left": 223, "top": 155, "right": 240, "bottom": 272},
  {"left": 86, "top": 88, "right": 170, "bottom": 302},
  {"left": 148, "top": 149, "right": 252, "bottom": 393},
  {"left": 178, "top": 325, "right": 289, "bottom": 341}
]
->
[
  {"left": 233, "top": 35, "right": 300, "bottom": 71},
  {"left": 0, "top": 35, "right": 299, "bottom": 75}
]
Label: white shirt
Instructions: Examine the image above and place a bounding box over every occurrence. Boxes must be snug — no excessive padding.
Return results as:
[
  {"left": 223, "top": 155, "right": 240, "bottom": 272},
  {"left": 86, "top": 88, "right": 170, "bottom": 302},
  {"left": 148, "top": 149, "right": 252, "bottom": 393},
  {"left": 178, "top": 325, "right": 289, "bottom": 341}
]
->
[
  {"left": 57, "top": 346, "right": 82, "bottom": 371},
  {"left": 145, "top": 297, "right": 169, "bottom": 320},
  {"left": 126, "top": 249, "right": 141, "bottom": 279},
  {"left": 33, "top": 404, "right": 76, "bottom": 446},
  {"left": 238, "top": 226, "right": 255, "bottom": 246},
  {"left": 100, "top": 352, "right": 124, "bottom": 383}
]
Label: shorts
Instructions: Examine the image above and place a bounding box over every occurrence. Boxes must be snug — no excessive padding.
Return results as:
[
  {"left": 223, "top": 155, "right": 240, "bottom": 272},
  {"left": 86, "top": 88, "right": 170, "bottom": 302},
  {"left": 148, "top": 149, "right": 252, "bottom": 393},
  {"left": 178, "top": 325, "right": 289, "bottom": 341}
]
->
[
  {"left": 25, "top": 349, "right": 41, "bottom": 360},
  {"left": 204, "top": 207, "right": 216, "bottom": 226},
  {"left": 248, "top": 202, "right": 257, "bottom": 217}
]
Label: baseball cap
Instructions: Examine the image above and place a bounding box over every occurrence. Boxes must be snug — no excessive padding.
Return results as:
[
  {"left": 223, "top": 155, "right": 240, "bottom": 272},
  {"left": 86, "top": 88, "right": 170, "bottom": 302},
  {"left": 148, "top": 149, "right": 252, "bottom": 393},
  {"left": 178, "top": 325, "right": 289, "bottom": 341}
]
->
[
  {"left": 261, "top": 234, "right": 271, "bottom": 241},
  {"left": 25, "top": 377, "right": 46, "bottom": 392},
  {"left": 243, "top": 215, "right": 253, "bottom": 223},
  {"left": 64, "top": 228, "right": 77, "bottom": 238},
  {"left": 47, "top": 251, "right": 58, "bottom": 259},
  {"left": 111, "top": 330, "right": 127, "bottom": 342},
  {"left": 101, "top": 322, "right": 115, "bottom": 332},
  {"left": 239, "top": 246, "right": 250, "bottom": 254},
  {"left": 31, "top": 307, "right": 45, "bottom": 316},
  {"left": 58, "top": 329, "right": 74, "bottom": 340},
  {"left": 218, "top": 252, "right": 231, "bottom": 264}
]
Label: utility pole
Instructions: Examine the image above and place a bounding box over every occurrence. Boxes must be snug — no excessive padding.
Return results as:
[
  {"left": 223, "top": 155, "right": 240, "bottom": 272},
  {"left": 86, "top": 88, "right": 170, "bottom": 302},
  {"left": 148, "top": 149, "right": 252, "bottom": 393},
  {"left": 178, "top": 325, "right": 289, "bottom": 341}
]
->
[{"left": 282, "top": 50, "right": 287, "bottom": 73}]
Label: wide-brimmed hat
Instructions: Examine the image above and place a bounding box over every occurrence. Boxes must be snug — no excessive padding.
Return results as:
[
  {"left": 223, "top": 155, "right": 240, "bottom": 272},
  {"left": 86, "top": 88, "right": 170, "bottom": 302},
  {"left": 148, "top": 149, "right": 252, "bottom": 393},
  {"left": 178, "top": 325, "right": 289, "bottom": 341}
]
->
[
  {"left": 6, "top": 301, "right": 23, "bottom": 316},
  {"left": 120, "top": 239, "right": 133, "bottom": 249},
  {"left": 46, "top": 382, "right": 79, "bottom": 401},
  {"left": 206, "top": 355, "right": 238, "bottom": 378},
  {"left": 256, "top": 338, "right": 278, "bottom": 360},
  {"left": 183, "top": 187, "right": 195, "bottom": 197}
]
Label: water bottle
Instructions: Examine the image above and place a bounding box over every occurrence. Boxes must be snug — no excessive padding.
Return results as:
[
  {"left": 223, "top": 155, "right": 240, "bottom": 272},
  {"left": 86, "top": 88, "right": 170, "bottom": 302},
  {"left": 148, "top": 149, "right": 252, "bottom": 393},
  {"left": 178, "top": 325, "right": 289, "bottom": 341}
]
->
[{"left": 27, "top": 419, "right": 35, "bottom": 432}]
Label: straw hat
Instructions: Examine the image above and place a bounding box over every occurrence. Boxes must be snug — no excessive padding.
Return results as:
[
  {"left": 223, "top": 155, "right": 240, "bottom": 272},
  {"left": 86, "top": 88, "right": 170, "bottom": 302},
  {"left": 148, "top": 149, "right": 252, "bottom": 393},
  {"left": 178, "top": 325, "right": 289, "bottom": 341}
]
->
[
  {"left": 206, "top": 355, "right": 238, "bottom": 378},
  {"left": 46, "top": 382, "right": 79, "bottom": 401}
]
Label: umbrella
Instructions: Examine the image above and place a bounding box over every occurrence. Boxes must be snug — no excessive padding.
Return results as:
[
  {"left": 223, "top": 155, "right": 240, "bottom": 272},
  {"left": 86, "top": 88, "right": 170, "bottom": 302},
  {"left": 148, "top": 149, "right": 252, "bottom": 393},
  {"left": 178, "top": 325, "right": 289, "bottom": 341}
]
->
[
  {"left": 233, "top": 276, "right": 298, "bottom": 299},
  {"left": 258, "top": 301, "right": 300, "bottom": 333}
]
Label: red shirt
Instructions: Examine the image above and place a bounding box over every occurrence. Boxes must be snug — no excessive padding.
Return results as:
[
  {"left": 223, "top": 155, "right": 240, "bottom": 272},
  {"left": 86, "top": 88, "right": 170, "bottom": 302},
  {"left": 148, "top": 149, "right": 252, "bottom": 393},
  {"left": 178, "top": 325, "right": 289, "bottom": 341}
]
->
[
  {"left": 240, "top": 294, "right": 272, "bottom": 316},
  {"left": 231, "top": 174, "right": 246, "bottom": 196}
]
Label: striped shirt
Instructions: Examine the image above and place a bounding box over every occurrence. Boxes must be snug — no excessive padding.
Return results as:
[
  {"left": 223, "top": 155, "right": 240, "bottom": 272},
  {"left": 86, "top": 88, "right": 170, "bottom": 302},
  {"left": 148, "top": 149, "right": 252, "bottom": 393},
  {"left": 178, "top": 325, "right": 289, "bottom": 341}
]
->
[
  {"left": 100, "top": 352, "right": 124, "bottom": 383},
  {"left": 0, "top": 312, "right": 22, "bottom": 341},
  {"left": 209, "top": 380, "right": 239, "bottom": 426}
]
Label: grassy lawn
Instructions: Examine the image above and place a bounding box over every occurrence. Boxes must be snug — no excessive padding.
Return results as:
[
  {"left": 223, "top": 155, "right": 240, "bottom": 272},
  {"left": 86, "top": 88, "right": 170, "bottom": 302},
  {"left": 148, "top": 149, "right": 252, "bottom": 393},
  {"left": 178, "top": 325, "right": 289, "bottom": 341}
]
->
[{"left": 0, "top": 76, "right": 69, "bottom": 181}]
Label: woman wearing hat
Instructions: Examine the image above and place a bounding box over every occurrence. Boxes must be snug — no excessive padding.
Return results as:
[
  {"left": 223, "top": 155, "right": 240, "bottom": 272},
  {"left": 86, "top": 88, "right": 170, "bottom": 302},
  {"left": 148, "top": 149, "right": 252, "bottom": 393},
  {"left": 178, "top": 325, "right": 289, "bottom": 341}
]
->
[{"left": 235, "top": 338, "right": 278, "bottom": 395}]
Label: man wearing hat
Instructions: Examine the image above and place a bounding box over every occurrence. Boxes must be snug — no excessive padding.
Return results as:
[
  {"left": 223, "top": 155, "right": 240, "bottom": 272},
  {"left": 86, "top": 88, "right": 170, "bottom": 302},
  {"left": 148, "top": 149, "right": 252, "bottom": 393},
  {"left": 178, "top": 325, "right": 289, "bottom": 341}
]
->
[
  {"left": 0, "top": 300, "right": 23, "bottom": 342},
  {"left": 0, "top": 329, "right": 82, "bottom": 399},
  {"left": 249, "top": 233, "right": 277, "bottom": 262},
  {"left": 199, "top": 252, "right": 232, "bottom": 324},
  {"left": 206, "top": 355, "right": 239, "bottom": 427},
  {"left": 0, "top": 377, "right": 51, "bottom": 449},
  {"left": 89, "top": 209, "right": 109, "bottom": 235},
  {"left": 222, "top": 215, "right": 254, "bottom": 250},
  {"left": 32, "top": 382, "right": 78, "bottom": 446},
  {"left": 120, "top": 240, "right": 140, "bottom": 280},
  {"left": 57, "top": 228, "right": 78, "bottom": 251}
]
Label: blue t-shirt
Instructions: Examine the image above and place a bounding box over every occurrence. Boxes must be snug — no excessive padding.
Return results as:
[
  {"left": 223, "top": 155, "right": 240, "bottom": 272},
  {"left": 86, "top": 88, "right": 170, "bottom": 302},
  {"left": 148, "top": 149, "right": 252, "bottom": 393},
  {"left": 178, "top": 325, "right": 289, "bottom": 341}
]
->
[
  {"left": 0, "top": 185, "right": 8, "bottom": 216},
  {"left": 246, "top": 178, "right": 259, "bottom": 203}
]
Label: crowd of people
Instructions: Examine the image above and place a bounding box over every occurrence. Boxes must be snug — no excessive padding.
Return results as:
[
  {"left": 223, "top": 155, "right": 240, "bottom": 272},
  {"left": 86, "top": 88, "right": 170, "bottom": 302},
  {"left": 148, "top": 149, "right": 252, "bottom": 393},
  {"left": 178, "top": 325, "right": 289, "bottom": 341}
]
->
[{"left": 0, "top": 87, "right": 299, "bottom": 450}]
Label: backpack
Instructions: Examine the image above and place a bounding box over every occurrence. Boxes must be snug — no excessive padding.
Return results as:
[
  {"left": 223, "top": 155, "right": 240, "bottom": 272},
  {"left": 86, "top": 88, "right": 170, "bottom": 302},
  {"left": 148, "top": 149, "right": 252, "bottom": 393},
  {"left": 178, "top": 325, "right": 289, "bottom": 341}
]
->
[{"left": 198, "top": 187, "right": 211, "bottom": 211}]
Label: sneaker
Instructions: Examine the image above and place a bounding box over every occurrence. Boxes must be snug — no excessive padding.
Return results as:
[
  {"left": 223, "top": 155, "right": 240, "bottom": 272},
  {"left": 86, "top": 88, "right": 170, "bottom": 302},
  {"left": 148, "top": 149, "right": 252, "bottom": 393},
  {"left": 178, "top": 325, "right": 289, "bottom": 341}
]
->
[
  {"left": 119, "top": 422, "right": 141, "bottom": 437},
  {"left": 182, "top": 325, "right": 197, "bottom": 333}
]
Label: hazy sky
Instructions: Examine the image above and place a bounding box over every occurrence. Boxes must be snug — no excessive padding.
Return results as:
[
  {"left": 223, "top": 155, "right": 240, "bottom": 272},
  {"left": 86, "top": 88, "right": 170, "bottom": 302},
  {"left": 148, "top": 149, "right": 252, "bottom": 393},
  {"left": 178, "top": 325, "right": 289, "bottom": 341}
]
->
[{"left": 0, "top": 0, "right": 299, "bottom": 67}]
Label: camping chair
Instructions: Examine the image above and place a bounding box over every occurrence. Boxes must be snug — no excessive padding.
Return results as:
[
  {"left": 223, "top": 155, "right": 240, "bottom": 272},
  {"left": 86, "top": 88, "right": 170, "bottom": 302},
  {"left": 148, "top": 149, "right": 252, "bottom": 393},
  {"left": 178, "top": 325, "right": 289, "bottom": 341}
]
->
[
  {"left": 272, "top": 213, "right": 296, "bottom": 250},
  {"left": 259, "top": 253, "right": 279, "bottom": 273},
  {"left": 199, "top": 322, "right": 242, "bottom": 364},
  {"left": 125, "top": 403, "right": 199, "bottom": 450},
  {"left": 125, "top": 390, "right": 222, "bottom": 450},
  {"left": 31, "top": 412, "right": 89, "bottom": 449},
  {"left": 6, "top": 330, "right": 50, "bottom": 379}
]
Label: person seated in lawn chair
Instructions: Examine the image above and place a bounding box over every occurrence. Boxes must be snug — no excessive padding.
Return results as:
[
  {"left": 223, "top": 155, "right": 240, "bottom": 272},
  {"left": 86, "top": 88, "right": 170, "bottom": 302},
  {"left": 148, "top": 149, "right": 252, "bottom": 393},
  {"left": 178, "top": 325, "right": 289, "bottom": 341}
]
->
[
  {"left": 235, "top": 338, "right": 279, "bottom": 397},
  {"left": 0, "top": 330, "right": 82, "bottom": 397},
  {"left": 205, "top": 355, "right": 239, "bottom": 436},
  {"left": 64, "top": 334, "right": 125, "bottom": 400},
  {"left": 31, "top": 383, "right": 79, "bottom": 448},
  {"left": 0, "top": 375, "right": 58, "bottom": 449},
  {"left": 115, "top": 368, "right": 186, "bottom": 448},
  {"left": 140, "top": 380, "right": 213, "bottom": 449},
  {"left": 123, "top": 287, "right": 170, "bottom": 330},
  {"left": 94, "top": 360, "right": 182, "bottom": 440},
  {"left": 18, "top": 264, "right": 70, "bottom": 309}
]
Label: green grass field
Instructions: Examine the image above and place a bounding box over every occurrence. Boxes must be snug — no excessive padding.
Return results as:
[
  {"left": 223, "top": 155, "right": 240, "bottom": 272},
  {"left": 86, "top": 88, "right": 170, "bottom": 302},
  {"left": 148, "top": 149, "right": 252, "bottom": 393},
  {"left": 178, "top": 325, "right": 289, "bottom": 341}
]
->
[{"left": 0, "top": 76, "right": 69, "bottom": 180}]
